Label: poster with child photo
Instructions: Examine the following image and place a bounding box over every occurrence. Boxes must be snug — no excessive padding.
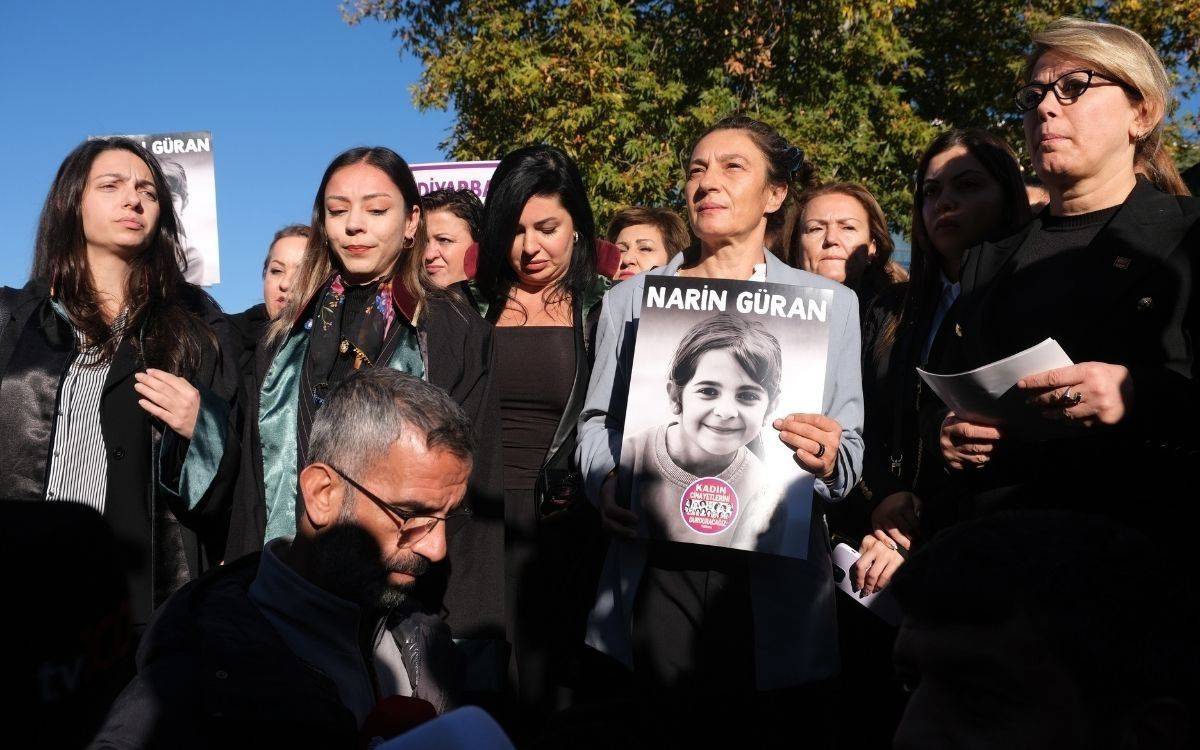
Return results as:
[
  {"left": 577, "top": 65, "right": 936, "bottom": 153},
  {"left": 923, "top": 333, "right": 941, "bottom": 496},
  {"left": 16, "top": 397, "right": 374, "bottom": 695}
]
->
[{"left": 619, "top": 276, "right": 833, "bottom": 559}]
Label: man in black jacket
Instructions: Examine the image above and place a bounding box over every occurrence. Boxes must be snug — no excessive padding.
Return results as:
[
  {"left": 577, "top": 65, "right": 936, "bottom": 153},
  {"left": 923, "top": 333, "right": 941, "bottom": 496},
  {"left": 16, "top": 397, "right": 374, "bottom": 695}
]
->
[{"left": 90, "top": 369, "right": 472, "bottom": 748}]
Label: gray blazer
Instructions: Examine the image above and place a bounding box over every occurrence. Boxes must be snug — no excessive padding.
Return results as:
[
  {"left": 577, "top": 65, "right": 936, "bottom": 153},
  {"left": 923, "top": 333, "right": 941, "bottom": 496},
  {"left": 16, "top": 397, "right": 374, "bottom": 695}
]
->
[{"left": 575, "top": 250, "right": 864, "bottom": 689}]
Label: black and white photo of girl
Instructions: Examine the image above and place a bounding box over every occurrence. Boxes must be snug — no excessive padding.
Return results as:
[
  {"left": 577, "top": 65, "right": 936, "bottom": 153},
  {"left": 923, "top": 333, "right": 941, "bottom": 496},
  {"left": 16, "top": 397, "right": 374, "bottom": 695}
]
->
[{"left": 619, "top": 277, "right": 833, "bottom": 558}]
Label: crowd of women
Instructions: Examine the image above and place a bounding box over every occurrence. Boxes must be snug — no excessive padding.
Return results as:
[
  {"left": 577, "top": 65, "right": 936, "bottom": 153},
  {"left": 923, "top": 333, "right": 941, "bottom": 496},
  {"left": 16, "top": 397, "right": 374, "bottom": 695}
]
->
[{"left": 2, "top": 15, "right": 1198, "bottom": 748}]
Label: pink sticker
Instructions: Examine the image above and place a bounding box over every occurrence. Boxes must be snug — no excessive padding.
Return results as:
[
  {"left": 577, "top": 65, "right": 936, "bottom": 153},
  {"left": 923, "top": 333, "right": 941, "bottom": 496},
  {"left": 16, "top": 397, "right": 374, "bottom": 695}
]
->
[{"left": 680, "top": 477, "right": 739, "bottom": 535}]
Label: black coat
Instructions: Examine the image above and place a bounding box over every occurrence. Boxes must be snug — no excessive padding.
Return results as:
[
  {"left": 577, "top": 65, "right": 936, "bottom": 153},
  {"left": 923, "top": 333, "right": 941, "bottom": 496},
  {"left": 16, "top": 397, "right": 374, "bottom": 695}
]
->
[
  {"left": 87, "top": 553, "right": 459, "bottom": 750},
  {"left": 224, "top": 293, "right": 505, "bottom": 640},
  {"left": 0, "top": 281, "right": 240, "bottom": 625},
  {"left": 937, "top": 177, "right": 1200, "bottom": 530},
  {"left": 227, "top": 301, "right": 269, "bottom": 380}
]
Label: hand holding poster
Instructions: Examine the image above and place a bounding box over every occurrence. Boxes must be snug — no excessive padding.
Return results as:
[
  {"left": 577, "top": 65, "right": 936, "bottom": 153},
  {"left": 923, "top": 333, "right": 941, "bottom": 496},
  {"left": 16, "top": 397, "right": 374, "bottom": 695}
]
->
[{"left": 619, "top": 277, "right": 833, "bottom": 559}]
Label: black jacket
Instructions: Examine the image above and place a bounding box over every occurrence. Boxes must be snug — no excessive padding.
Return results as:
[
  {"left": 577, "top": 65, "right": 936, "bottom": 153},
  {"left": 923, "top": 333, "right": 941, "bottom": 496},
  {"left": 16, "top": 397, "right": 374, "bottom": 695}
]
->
[
  {"left": 855, "top": 273, "right": 962, "bottom": 533},
  {"left": 224, "top": 292, "right": 505, "bottom": 640},
  {"left": 937, "top": 177, "right": 1200, "bottom": 529},
  {"left": 87, "top": 553, "right": 458, "bottom": 750},
  {"left": 227, "top": 301, "right": 269, "bottom": 380},
  {"left": 0, "top": 281, "right": 240, "bottom": 625}
]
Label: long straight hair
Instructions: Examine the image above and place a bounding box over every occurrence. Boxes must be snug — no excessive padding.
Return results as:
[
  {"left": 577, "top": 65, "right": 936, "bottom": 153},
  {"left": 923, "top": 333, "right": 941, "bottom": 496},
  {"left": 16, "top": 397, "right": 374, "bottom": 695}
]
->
[
  {"left": 269, "top": 147, "right": 436, "bottom": 345},
  {"left": 477, "top": 145, "right": 597, "bottom": 316},
  {"left": 32, "top": 137, "right": 209, "bottom": 375},
  {"left": 877, "top": 128, "right": 1031, "bottom": 360}
]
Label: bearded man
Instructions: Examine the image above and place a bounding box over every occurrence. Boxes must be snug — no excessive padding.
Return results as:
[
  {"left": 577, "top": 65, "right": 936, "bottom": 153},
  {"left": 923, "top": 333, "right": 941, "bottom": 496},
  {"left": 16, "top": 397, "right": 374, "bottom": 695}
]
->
[{"left": 90, "top": 368, "right": 473, "bottom": 748}]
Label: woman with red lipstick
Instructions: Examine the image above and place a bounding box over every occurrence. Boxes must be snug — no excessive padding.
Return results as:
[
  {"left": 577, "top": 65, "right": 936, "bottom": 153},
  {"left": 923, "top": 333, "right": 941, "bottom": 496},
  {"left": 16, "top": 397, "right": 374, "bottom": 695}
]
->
[
  {"left": 577, "top": 116, "right": 864, "bottom": 745},
  {"left": 222, "top": 146, "right": 504, "bottom": 694},
  {"left": 935, "top": 18, "right": 1199, "bottom": 537},
  {"left": 0, "top": 137, "right": 240, "bottom": 628},
  {"left": 462, "top": 144, "right": 610, "bottom": 735}
]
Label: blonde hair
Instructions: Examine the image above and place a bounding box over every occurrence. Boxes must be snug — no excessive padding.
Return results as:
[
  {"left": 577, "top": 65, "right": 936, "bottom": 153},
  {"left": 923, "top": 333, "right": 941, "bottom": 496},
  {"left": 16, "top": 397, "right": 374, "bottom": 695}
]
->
[{"left": 1026, "top": 17, "right": 1188, "bottom": 196}]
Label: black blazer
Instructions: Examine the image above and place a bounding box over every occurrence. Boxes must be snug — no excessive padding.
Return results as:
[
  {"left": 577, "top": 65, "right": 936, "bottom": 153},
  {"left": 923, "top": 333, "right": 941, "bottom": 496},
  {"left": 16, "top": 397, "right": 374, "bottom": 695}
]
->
[
  {"left": 938, "top": 177, "right": 1200, "bottom": 529},
  {"left": 0, "top": 281, "right": 240, "bottom": 625}
]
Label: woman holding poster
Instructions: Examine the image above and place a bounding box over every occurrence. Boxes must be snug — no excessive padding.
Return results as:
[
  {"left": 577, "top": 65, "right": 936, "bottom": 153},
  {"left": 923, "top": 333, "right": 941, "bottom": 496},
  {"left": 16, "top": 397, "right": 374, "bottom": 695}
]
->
[{"left": 576, "top": 115, "right": 864, "bottom": 743}]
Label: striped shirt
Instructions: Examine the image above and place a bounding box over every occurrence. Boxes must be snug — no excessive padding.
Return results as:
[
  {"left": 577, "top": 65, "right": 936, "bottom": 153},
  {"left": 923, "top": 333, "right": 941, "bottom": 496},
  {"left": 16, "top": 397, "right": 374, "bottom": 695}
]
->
[{"left": 44, "top": 311, "right": 127, "bottom": 514}]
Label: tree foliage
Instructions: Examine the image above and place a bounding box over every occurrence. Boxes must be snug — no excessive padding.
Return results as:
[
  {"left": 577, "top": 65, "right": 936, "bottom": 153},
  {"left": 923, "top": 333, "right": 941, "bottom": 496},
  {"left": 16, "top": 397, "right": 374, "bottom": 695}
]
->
[{"left": 342, "top": 0, "right": 1200, "bottom": 230}]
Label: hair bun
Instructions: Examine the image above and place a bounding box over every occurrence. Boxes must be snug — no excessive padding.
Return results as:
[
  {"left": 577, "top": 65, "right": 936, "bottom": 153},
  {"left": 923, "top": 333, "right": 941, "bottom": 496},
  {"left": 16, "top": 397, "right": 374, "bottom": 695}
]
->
[{"left": 784, "top": 146, "right": 806, "bottom": 176}]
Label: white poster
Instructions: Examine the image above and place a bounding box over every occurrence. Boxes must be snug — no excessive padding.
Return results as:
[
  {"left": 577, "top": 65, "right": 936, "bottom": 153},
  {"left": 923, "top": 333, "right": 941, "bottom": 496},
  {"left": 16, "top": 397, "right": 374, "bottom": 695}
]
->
[
  {"left": 410, "top": 160, "right": 499, "bottom": 202},
  {"left": 98, "top": 130, "right": 220, "bottom": 286},
  {"left": 619, "top": 277, "right": 833, "bottom": 559}
]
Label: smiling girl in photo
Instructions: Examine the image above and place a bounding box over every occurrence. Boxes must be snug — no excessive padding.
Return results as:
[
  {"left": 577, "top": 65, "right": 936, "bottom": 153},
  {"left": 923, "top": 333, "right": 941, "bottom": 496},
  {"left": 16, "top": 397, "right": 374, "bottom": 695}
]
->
[{"left": 623, "top": 311, "right": 785, "bottom": 549}]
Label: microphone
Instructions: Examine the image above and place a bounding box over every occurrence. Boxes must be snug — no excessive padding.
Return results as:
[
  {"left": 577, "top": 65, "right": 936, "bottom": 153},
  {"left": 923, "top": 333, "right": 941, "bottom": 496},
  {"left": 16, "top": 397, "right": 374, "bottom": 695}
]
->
[{"left": 359, "top": 694, "right": 437, "bottom": 749}]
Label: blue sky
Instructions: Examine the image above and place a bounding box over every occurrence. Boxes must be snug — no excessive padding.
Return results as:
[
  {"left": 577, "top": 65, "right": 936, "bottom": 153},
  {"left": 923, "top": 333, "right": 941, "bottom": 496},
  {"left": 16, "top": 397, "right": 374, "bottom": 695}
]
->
[{"left": 0, "top": 1, "right": 451, "bottom": 313}]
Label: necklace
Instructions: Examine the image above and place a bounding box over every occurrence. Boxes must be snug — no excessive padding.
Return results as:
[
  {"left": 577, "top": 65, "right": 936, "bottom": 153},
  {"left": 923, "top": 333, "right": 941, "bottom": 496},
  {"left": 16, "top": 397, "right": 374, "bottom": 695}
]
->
[{"left": 339, "top": 337, "right": 374, "bottom": 369}]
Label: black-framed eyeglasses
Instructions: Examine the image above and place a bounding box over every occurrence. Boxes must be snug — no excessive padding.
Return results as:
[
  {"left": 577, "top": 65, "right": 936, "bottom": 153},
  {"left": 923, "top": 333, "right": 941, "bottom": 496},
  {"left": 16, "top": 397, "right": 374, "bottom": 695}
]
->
[
  {"left": 326, "top": 463, "right": 472, "bottom": 546},
  {"left": 1014, "top": 69, "right": 1136, "bottom": 113}
]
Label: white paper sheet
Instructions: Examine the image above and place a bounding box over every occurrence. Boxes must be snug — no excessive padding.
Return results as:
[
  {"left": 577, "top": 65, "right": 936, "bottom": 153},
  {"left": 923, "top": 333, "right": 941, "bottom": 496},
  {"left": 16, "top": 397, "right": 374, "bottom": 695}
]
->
[
  {"left": 831, "top": 543, "right": 903, "bottom": 626},
  {"left": 917, "top": 338, "right": 1074, "bottom": 428}
]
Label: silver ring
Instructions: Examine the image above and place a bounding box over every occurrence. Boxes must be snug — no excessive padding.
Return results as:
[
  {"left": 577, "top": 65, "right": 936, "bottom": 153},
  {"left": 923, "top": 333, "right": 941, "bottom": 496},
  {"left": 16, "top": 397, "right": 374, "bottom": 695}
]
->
[
  {"left": 887, "top": 540, "right": 898, "bottom": 552},
  {"left": 814, "top": 442, "right": 825, "bottom": 459},
  {"left": 1062, "top": 388, "right": 1083, "bottom": 406}
]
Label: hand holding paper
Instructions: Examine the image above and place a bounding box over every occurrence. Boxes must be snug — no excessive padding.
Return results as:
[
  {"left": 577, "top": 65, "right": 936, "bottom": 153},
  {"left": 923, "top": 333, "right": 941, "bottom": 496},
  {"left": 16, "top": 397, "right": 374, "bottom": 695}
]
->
[
  {"left": 1018, "top": 361, "right": 1134, "bottom": 427},
  {"left": 940, "top": 413, "right": 1004, "bottom": 470},
  {"left": 918, "top": 338, "right": 1074, "bottom": 430}
]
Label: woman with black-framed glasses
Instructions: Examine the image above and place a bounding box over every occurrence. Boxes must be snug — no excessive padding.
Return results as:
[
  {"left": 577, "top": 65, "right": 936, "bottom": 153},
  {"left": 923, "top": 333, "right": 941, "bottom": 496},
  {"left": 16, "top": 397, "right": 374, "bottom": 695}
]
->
[
  {"left": 932, "top": 18, "right": 1199, "bottom": 539},
  {"left": 1014, "top": 68, "right": 1139, "bottom": 113}
]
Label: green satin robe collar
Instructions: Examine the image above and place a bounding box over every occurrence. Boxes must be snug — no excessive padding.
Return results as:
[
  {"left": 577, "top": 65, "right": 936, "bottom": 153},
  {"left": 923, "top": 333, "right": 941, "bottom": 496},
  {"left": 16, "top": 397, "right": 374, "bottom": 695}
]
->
[{"left": 258, "top": 320, "right": 425, "bottom": 545}]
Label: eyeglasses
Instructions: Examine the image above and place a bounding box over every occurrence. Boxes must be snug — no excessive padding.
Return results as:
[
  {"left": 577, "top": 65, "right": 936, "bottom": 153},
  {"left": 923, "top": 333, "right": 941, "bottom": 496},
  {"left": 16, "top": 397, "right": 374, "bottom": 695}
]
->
[
  {"left": 1014, "top": 69, "right": 1136, "bottom": 113},
  {"left": 326, "top": 464, "right": 472, "bottom": 547}
]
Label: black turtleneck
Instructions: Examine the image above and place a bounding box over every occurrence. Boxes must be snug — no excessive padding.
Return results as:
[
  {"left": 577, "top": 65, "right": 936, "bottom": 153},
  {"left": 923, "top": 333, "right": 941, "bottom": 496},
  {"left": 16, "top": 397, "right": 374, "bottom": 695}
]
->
[{"left": 990, "top": 204, "right": 1121, "bottom": 356}]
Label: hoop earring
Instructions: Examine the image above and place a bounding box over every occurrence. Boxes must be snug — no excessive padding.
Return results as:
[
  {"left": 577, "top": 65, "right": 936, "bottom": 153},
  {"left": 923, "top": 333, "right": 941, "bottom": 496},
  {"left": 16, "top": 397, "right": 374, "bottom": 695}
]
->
[
  {"left": 403, "top": 236, "right": 416, "bottom": 250},
  {"left": 573, "top": 231, "right": 580, "bottom": 244}
]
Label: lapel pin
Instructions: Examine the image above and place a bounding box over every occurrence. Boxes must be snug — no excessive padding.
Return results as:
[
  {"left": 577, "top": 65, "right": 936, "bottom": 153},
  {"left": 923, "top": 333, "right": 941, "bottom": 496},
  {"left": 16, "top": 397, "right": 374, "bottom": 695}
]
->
[{"left": 1113, "top": 256, "right": 1131, "bottom": 270}]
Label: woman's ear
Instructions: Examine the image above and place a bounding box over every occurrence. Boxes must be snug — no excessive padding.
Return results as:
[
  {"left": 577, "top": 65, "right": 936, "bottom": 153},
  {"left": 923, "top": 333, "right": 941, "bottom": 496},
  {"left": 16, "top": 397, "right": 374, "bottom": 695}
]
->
[
  {"left": 405, "top": 204, "right": 422, "bottom": 245},
  {"left": 1130, "top": 98, "right": 1161, "bottom": 143},
  {"left": 298, "top": 463, "right": 345, "bottom": 530},
  {"left": 764, "top": 182, "right": 788, "bottom": 216},
  {"left": 666, "top": 382, "right": 682, "bottom": 415}
]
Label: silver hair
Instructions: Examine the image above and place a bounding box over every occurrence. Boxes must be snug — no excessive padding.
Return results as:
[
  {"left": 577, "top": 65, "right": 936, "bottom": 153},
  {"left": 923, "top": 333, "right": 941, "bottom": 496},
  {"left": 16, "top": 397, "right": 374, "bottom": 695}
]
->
[{"left": 306, "top": 368, "right": 474, "bottom": 487}]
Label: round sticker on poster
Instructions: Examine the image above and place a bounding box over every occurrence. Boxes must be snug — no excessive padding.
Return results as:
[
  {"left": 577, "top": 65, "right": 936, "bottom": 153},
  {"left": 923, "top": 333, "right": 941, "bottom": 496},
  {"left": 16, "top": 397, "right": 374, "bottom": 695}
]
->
[{"left": 679, "top": 477, "right": 739, "bottom": 535}]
